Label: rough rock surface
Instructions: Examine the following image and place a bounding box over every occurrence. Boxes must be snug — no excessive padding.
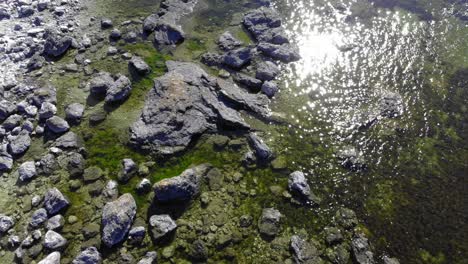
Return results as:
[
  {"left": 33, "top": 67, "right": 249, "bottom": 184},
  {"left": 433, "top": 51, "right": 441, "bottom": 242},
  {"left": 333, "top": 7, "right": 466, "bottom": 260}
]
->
[
  {"left": 352, "top": 234, "right": 375, "bottom": 264},
  {"left": 288, "top": 171, "right": 320, "bottom": 205},
  {"left": 65, "top": 103, "right": 85, "bottom": 123},
  {"left": 105, "top": 75, "right": 132, "bottom": 103},
  {"left": 0, "top": 214, "right": 14, "bottom": 232},
  {"left": 129, "top": 56, "right": 151, "bottom": 75},
  {"left": 290, "top": 235, "right": 320, "bottom": 263},
  {"left": 43, "top": 28, "right": 72, "bottom": 57},
  {"left": 44, "top": 230, "right": 67, "bottom": 250},
  {"left": 101, "top": 193, "right": 136, "bottom": 247},
  {"left": 38, "top": 252, "right": 61, "bottom": 264},
  {"left": 258, "top": 208, "right": 281, "bottom": 237},
  {"left": 149, "top": 214, "right": 177, "bottom": 239},
  {"left": 44, "top": 188, "right": 70, "bottom": 215},
  {"left": 46, "top": 116, "right": 70, "bottom": 134},
  {"left": 18, "top": 160, "right": 37, "bottom": 182},
  {"left": 218, "top": 31, "right": 242, "bottom": 51},
  {"left": 72, "top": 247, "right": 102, "bottom": 264}
]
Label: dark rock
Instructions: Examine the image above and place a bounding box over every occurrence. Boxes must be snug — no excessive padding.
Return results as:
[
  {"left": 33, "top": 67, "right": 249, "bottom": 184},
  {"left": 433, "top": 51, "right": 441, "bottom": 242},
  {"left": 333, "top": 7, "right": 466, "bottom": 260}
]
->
[
  {"left": 248, "top": 133, "right": 273, "bottom": 161},
  {"left": 43, "top": 28, "right": 72, "bottom": 57},
  {"left": 143, "top": 14, "right": 159, "bottom": 32},
  {"left": 44, "top": 230, "right": 67, "bottom": 250},
  {"left": 19, "top": 6, "right": 35, "bottom": 17},
  {"left": 46, "top": 116, "right": 70, "bottom": 134},
  {"left": 53, "top": 131, "right": 81, "bottom": 149},
  {"left": 243, "top": 7, "right": 282, "bottom": 33},
  {"left": 105, "top": 75, "right": 132, "bottom": 103},
  {"left": 128, "top": 226, "right": 146, "bottom": 244},
  {"left": 72, "top": 247, "right": 102, "bottom": 264},
  {"left": 129, "top": 56, "right": 151, "bottom": 75},
  {"left": 154, "top": 19, "right": 185, "bottom": 46},
  {"left": 351, "top": 234, "right": 375, "bottom": 264},
  {"left": 218, "top": 31, "right": 242, "bottom": 51},
  {"left": 288, "top": 171, "right": 320, "bottom": 205},
  {"left": 44, "top": 188, "right": 70, "bottom": 215},
  {"left": 336, "top": 146, "right": 366, "bottom": 171},
  {"left": 233, "top": 73, "right": 263, "bottom": 90},
  {"left": 89, "top": 72, "right": 114, "bottom": 96},
  {"left": 257, "top": 42, "right": 301, "bottom": 62},
  {"left": 136, "top": 178, "right": 151, "bottom": 193},
  {"left": 222, "top": 47, "right": 253, "bottom": 69},
  {"left": 290, "top": 235, "right": 320, "bottom": 263},
  {"left": 101, "top": 19, "right": 113, "bottom": 29},
  {"left": 27, "top": 53, "right": 45, "bottom": 71},
  {"left": 149, "top": 214, "right": 177, "bottom": 239},
  {"left": 110, "top": 29, "right": 122, "bottom": 40},
  {"left": 0, "top": 214, "right": 15, "bottom": 232},
  {"left": 0, "top": 8, "right": 11, "bottom": 20},
  {"left": 261, "top": 81, "right": 279, "bottom": 97},
  {"left": 335, "top": 208, "right": 358, "bottom": 229},
  {"left": 101, "top": 193, "right": 136, "bottom": 247},
  {"left": 65, "top": 103, "right": 84, "bottom": 124},
  {"left": 258, "top": 208, "right": 281, "bottom": 237},
  {"left": 256, "top": 61, "right": 280, "bottom": 81}
]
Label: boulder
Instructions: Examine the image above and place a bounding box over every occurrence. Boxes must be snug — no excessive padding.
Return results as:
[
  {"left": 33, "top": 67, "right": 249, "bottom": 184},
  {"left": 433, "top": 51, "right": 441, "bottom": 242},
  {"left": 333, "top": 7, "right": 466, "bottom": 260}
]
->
[
  {"left": 0, "top": 214, "right": 14, "bottom": 232},
  {"left": 290, "top": 235, "right": 320, "bottom": 263},
  {"left": 218, "top": 31, "right": 242, "bottom": 51},
  {"left": 154, "top": 19, "right": 185, "bottom": 46},
  {"left": 44, "top": 188, "right": 70, "bottom": 215},
  {"left": 72, "top": 247, "right": 102, "bottom": 264},
  {"left": 149, "top": 214, "right": 177, "bottom": 239},
  {"left": 352, "top": 234, "right": 375, "bottom": 264},
  {"left": 143, "top": 14, "right": 159, "bottom": 32},
  {"left": 101, "top": 193, "right": 136, "bottom": 247},
  {"left": 46, "top": 116, "right": 70, "bottom": 134},
  {"left": 129, "top": 56, "right": 151, "bottom": 75},
  {"left": 38, "top": 252, "right": 61, "bottom": 264},
  {"left": 258, "top": 208, "right": 281, "bottom": 237},
  {"left": 256, "top": 61, "right": 280, "bottom": 81},
  {"left": 44, "top": 230, "right": 67, "bottom": 250},
  {"left": 0, "top": 152, "right": 13, "bottom": 171},
  {"left": 18, "top": 161, "right": 37, "bottom": 182},
  {"left": 105, "top": 75, "right": 132, "bottom": 103},
  {"left": 89, "top": 72, "right": 114, "bottom": 96},
  {"left": 53, "top": 131, "right": 81, "bottom": 149},
  {"left": 39, "top": 102, "right": 57, "bottom": 120},
  {"left": 43, "top": 28, "right": 72, "bottom": 57},
  {"left": 261, "top": 81, "right": 279, "bottom": 97},
  {"left": 65, "top": 103, "right": 85, "bottom": 123},
  {"left": 153, "top": 164, "right": 210, "bottom": 202}
]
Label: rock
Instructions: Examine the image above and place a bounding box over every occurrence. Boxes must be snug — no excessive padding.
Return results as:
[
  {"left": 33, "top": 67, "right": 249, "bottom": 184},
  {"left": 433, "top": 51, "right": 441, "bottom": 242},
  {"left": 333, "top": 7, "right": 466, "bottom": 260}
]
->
[
  {"left": 118, "top": 158, "right": 137, "bottom": 182},
  {"left": 379, "top": 91, "right": 404, "bottom": 118},
  {"left": 46, "top": 215, "right": 65, "bottom": 230},
  {"left": 336, "top": 146, "right": 366, "bottom": 171},
  {"left": 101, "top": 18, "right": 113, "bottom": 29},
  {"left": 136, "top": 178, "right": 151, "bottom": 193},
  {"left": 110, "top": 29, "right": 122, "bottom": 40},
  {"left": 288, "top": 171, "right": 320, "bottom": 205},
  {"left": 382, "top": 256, "right": 400, "bottom": 264},
  {"left": 190, "top": 239, "right": 208, "bottom": 260},
  {"left": 201, "top": 52, "right": 222, "bottom": 67},
  {"left": 222, "top": 47, "right": 253, "bottom": 69},
  {"left": 31, "top": 208, "right": 48, "bottom": 228},
  {"left": 324, "top": 227, "right": 343, "bottom": 245},
  {"left": 38, "top": 252, "right": 61, "bottom": 264},
  {"left": 0, "top": 214, "right": 14, "bottom": 232},
  {"left": 39, "top": 102, "right": 57, "bottom": 120},
  {"left": 256, "top": 61, "right": 280, "bottom": 81},
  {"left": 0, "top": 152, "right": 13, "bottom": 171},
  {"left": 101, "top": 193, "right": 136, "bottom": 247},
  {"left": 53, "top": 132, "right": 81, "bottom": 149},
  {"left": 258, "top": 208, "right": 281, "bottom": 237},
  {"left": 44, "top": 230, "right": 67, "bottom": 250},
  {"left": 39, "top": 154, "right": 58, "bottom": 175},
  {"left": 0, "top": 8, "right": 11, "bottom": 20},
  {"left": 72, "top": 247, "right": 102, "bottom": 264},
  {"left": 103, "top": 180, "right": 119, "bottom": 199},
  {"left": 89, "top": 110, "right": 107, "bottom": 125},
  {"left": 8, "top": 130, "right": 31, "bottom": 156},
  {"left": 128, "top": 226, "right": 146, "bottom": 244},
  {"left": 149, "top": 214, "right": 177, "bottom": 239},
  {"left": 130, "top": 61, "right": 250, "bottom": 155},
  {"left": 66, "top": 152, "right": 86, "bottom": 177},
  {"left": 18, "top": 161, "right": 37, "bottom": 182},
  {"left": 257, "top": 42, "right": 301, "bottom": 63},
  {"left": 65, "top": 103, "right": 85, "bottom": 123},
  {"left": 218, "top": 31, "right": 242, "bottom": 51},
  {"left": 351, "top": 234, "right": 375, "bottom": 264},
  {"left": 32, "top": 195, "right": 42, "bottom": 207},
  {"left": 83, "top": 223, "right": 100, "bottom": 239},
  {"left": 83, "top": 166, "right": 103, "bottom": 182},
  {"left": 153, "top": 164, "right": 210, "bottom": 202},
  {"left": 290, "top": 235, "right": 320, "bottom": 263},
  {"left": 105, "top": 75, "right": 132, "bottom": 103},
  {"left": 137, "top": 251, "right": 157, "bottom": 264},
  {"left": 89, "top": 72, "right": 114, "bottom": 96},
  {"left": 46, "top": 116, "right": 70, "bottom": 134},
  {"left": 154, "top": 20, "right": 185, "bottom": 46},
  {"left": 335, "top": 208, "right": 358, "bottom": 229},
  {"left": 233, "top": 73, "right": 263, "bottom": 90},
  {"left": 243, "top": 7, "right": 282, "bottom": 34},
  {"left": 44, "top": 188, "right": 70, "bottom": 215},
  {"left": 129, "top": 56, "right": 151, "bottom": 75},
  {"left": 261, "top": 81, "right": 279, "bottom": 97},
  {"left": 43, "top": 28, "right": 72, "bottom": 57},
  {"left": 248, "top": 133, "right": 273, "bottom": 161},
  {"left": 0, "top": 100, "right": 16, "bottom": 121}
]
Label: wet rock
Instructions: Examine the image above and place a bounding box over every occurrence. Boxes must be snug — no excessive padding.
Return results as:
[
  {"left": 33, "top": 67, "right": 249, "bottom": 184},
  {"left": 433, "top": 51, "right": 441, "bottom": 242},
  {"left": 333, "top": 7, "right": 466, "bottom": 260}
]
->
[
  {"left": 46, "top": 215, "right": 65, "bottom": 230},
  {"left": 0, "top": 152, "right": 13, "bottom": 171},
  {"left": 53, "top": 131, "right": 81, "bottom": 149},
  {"left": 46, "top": 116, "right": 70, "bottom": 134},
  {"left": 43, "top": 28, "right": 72, "bottom": 57},
  {"left": 130, "top": 61, "right": 250, "bottom": 155},
  {"left": 335, "top": 208, "right": 358, "bottom": 229},
  {"left": 137, "top": 251, "right": 157, "bottom": 264},
  {"left": 336, "top": 146, "right": 366, "bottom": 171},
  {"left": 39, "top": 102, "right": 57, "bottom": 120},
  {"left": 290, "top": 235, "right": 320, "bottom": 263},
  {"left": 379, "top": 91, "right": 404, "bottom": 118},
  {"left": 19, "top": 161, "right": 37, "bottom": 182},
  {"left": 44, "top": 230, "right": 67, "bottom": 250},
  {"left": 65, "top": 103, "right": 85, "bottom": 124},
  {"left": 382, "top": 256, "right": 400, "bottom": 264},
  {"left": 72, "top": 247, "right": 102, "bottom": 264},
  {"left": 288, "top": 171, "right": 320, "bottom": 205},
  {"left": 38, "top": 251, "right": 61, "bottom": 264},
  {"left": 8, "top": 130, "right": 31, "bottom": 155},
  {"left": 248, "top": 133, "right": 273, "bottom": 161},
  {"left": 153, "top": 164, "right": 210, "bottom": 202},
  {"left": 44, "top": 188, "right": 70, "bottom": 215},
  {"left": 261, "top": 81, "right": 279, "bottom": 97},
  {"left": 149, "top": 214, "right": 177, "bottom": 239},
  {"left": 218, "top": 31, "right": 242, "bottom": 51},
  {"left": 351, "top": 234, "right": 375, "bottom": 264},
  {"left": 89, "top": 72, "right": 114, "bottom": 96},
  {"left": 101, "top": 193, "right": 136, "bottom": 247},
  {"left": 129, "top": 56, "right": 151, "bottom": 75},
  {"left": 257, "top": 42, "right": 301, "bottom": 62},
  {"left": 105, "top": 75, "right": 132, "bottom": 103},
  {"left": 83, "top": 166, "right": 103, "bottom": 182},
  {"left": 222, "top": 47, "right": 253, "bottom": 69},
  {"left": 0, "top": 214, "right": 14, "bottom": 232},
  {"left": 256, "top": 61, "right": 280, "bottom": 81},
  {"left": 258, "top": 208, "right": 281, "bottom": 237}
]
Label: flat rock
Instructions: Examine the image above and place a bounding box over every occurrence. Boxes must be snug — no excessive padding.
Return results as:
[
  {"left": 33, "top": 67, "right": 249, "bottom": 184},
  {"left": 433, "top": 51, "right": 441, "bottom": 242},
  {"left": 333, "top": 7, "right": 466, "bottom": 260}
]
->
[
  {"left": 149, "top": 214, "right": 177, "bottom": 239},
  {"left": 222, "top": 47, "right": 253, "bottom": 69},
  {"left": 46, "top": 215, "right": 65, "bottom": 230},
  {"left": 256, "top": 61, "right": 280, "bottom": 81},
  {"left": 101, "top": 193, "right": 136, "bottom": 247}
]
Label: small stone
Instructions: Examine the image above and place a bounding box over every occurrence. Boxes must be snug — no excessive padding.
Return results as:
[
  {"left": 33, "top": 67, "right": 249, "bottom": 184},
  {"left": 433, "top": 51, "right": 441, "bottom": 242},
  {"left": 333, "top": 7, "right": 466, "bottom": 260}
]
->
[
  {"left": 0, "top": 214, "right": 14, "bottom": 232},
  {"left": 44, "top": 188, "right": 70, "bottom": 215},
  {"left": 149, "top": 214, "right": 177, "bottom": 240},
  {"left": 44, "top": 230, "right": 67, "bottom": 250},
  {"left": 47, "top": 215, "right": 65, "bottom": 230},
  {"left": 18, "top": 161, "right": 37, "bottom": 182}
]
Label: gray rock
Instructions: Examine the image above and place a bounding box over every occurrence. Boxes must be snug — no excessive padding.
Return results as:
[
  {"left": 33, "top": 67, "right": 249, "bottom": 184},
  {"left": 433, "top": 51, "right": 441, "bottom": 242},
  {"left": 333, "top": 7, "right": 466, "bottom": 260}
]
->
[
  {"left": 257, "top": 42, "right": 301, "bottom": 62},
  {"left": 137, "top": 251, "right": 157, "bottom": 264},
  {"left": 143, "top": 14, "right": 159, "bottom": 32},
  {"left": 0, "top": 8, "right": 11, "bottom": 20},
  {"left": 129, "top": 56, "right": 151, "bottom": 75},
  {"left": 39, "top": 102, "right": 57, "bottom": 120},
  {"left": 290, "top": 235, "right": 320, "bottom": 263},
  {"left": 351, "top": 234, "right": 375, "bottom": 264},
  {"left": 0, "top": 100, "right": 16, "bottom": 120},
  {"left": 39, "top": 154, "right": 58, "bottom": 175},
  {"left": 0, "top": 152, "right": 13, "bottom": 171},
  {"left": 110, "top": 29, "right": 122, "bottom": 39},
  {"left": 288, "top": 171, "right": 320, "bottom": 205},
  {"left": 222, "top": 47, "right": 253, "bottom": 69},
  {"left": 136, "top": 178, "right": 151, "bottom": 193},
  {"left": 83, "top": 166, "right": 103, "bottom": 182},
  {"left": 101, "top": 18, "right": 113, "bottom": 29},
  {"left": 19, "top": 161, "right": 37, "bottom": 182},
  {"left": 66, "top": 152, "right": 85, "bottom": 177},
  {"left": 38, "top": 252, "right": 61, "bottom": 264},
  {"left": 89, "top": 72, "right": 114, "bottom": 95},
  {"left": 118, "top": 158, "right": 137, "bottom": 182},
  {"left": 233, "top": 73, "right": 263, "bottom": 90},
  {"left": 44, "top": 188, "right": 70, "bottom": 215},
  {"left": 256, "top": 61, "right": 280, "bottom": 81},
  {"left": 65, "top": 103, "right": 85, "bottom": 123},
  {"left": 0, "top": 214, "right": 14, "bottom": 232},
  {"left": 261, "top": 81, "right": 279, "bottom": 97},
  {"left": 53, "top": 131, "right": 81, "bottom": 149},
  {"left": 149, "top": 214, "right": 177, "bottom": 239},
  {"left": 3, "top": 114, "right": 22, "bottom": 130},
  {"left": 101, "top": 193, "right": 136, "bottom": 247},
  {"left": 201, "top": 52, "right": 222, "bottom": 67},
  {"left": 105, "top": 75, "right": 132, "bottom": 103},
  {"left": 46, "top": 215, "right": 65, "bottom": 230},
  {"left": 153, "top": 164, "right": 210, "bottom": 202},
  {"left": 8, "top": 130, "right": 31, "bottom": 155},
  {"left": 128, "top": 226, "right": 146, "bottom": 244},
  {"left": 46, "top": 116, "right": 70, "bottom": 134},
  {"left": 248, "top": 133, "right": 273, "bottom": 161},
  {"left": 218, "top": 31, "right": 242, "bottom": 51},
  {"left": 258, "top": 208, "right": 281, "bottom": 237},
  {"left": 43, "top": 28, "right": 72, "bottom": 57},
  {"left": 103, "top": 180, "right": 119, "bottom": 199},
  {"left": 72, "top": 247, "right": 102, "bottom": 264},
  {"left": 44, "top": 230, "right": 67, "bottom": 250},
  {"left": 154, "top": 19, "right": 185, "bottom": 46}
]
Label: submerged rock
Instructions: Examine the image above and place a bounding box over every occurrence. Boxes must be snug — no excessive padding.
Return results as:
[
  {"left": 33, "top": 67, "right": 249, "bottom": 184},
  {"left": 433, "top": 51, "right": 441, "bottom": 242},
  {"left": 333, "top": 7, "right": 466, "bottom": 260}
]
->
[
  {"left": 101, "top": 193, "right": 136, "bottom": 247},
  {"left": 336, "top": 146, "right": 366, "bottom": 171},
  {"left": 153, "top": 164, "right": 210, "bottom": 202},
  {"left": 379, "top": 91, "right": 404, "bottom": 118},
  {"left": 335, "top": 208, "right": 358, "bottom": 229},
  {"left": 72, "top": 247, "right": 102, "bottom": 264},
  {"left": 258, "top": 208, "right": 281, "bottom": 237},
  {"left": 288, "top": 171, "right": 320, "bottom": 205},
  {"left": 44, "top": 188, "right": 70, "bottom": 215},
  {"left": 149, "top": 214, "right": 177, "bottom": 239}
]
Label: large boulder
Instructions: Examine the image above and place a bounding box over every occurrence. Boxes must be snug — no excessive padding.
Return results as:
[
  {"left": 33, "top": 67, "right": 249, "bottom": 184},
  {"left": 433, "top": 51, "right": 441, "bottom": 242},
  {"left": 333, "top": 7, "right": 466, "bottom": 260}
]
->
[
  {"left": 149, "top": 214, "right": 177, "bottom": 239},
  {"left": 101, "top": 193, "right": 136, "bottom": 247},
  {"left": 43, "top": 28, "right": 72, "bottom": 57},
  {"left": 38, "top": 252, "right": 61, "bottom": 264},
  {"left": 258, "top": 208, "right": 281, "bottom": 237},
  {"left": 44, "top": 188, "right": 70, "bottom": 215},
  {"left": 105, "top": 75, "right": 132, "bottom": 103},
  {"left": 72, "top": 247, "right": 102, "bottom": 264},
  {"left": 153, "top": 164, "right": 210, "bottom": 202}
]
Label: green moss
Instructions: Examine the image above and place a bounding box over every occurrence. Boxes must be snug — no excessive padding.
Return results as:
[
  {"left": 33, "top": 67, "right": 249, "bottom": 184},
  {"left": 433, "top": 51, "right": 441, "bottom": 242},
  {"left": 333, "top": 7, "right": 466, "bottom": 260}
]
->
[
  {"left": 185, "top": 38, "right": 207, "bottom": 52},
  {"left": 419, "top": 250, "right": 446, "bottom": 264}
]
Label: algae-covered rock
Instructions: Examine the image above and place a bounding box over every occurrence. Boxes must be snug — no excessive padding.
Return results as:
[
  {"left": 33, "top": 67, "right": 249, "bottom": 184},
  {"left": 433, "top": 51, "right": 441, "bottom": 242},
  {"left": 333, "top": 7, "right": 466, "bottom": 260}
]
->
[{"left": 258, "top": 208, "right": 281, "bottom": 237}]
